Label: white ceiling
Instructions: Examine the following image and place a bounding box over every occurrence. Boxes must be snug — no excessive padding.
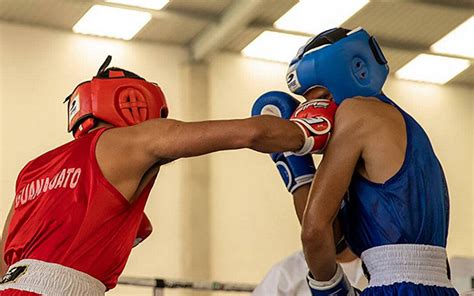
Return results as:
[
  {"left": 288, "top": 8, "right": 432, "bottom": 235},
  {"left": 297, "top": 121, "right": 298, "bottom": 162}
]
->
[{"left": 1, "top": 0, "right": 473, "bottom": 86}]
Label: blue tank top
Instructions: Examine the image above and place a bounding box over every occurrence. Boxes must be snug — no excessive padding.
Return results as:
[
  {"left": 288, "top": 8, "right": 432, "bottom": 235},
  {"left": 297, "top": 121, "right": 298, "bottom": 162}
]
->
[{"left": 341, "top": 94, "right": 450, "bottom": 256}]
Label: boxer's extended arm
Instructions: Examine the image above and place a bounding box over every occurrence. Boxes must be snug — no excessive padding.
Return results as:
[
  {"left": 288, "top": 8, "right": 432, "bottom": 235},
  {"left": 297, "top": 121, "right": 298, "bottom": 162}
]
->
[
  {"left": 301, "top": 100, "right": 365, "bottom": 281},
  {"left": 132, "top": 116, "right": 304, "bottom": 159},
  {"left": 96, "top": 117, "right": 304, "bottom": 201}
]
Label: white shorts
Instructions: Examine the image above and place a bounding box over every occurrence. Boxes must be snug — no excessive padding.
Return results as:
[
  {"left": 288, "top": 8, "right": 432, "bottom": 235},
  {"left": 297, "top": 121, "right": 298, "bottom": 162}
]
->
[{"left": 0, "top": 259, "right": 106, "bottom": 296}]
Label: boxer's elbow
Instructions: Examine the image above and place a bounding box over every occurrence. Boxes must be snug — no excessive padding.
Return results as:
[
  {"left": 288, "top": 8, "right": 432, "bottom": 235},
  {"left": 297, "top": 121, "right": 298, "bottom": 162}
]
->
[
  {"left": 301, "top": 228, "right": 320, "bottom": 249},
  {"left": 301, "top": 223, "right": 328, "bottom": 251},
  {"left": 137, "top": 118, "right": 182, "bottom": 160}
]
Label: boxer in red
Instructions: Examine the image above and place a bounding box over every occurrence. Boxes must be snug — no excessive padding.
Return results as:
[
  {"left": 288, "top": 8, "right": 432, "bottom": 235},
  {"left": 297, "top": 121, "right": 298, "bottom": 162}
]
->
[{"left": 0, "top": 56, "right": 336, "bottom": 295}]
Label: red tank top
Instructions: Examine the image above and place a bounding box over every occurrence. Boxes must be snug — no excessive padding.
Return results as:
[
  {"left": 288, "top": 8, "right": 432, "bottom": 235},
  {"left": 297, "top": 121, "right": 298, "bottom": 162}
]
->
[{"left": 3, "top": 128, "right": 156, "bottom": 289}]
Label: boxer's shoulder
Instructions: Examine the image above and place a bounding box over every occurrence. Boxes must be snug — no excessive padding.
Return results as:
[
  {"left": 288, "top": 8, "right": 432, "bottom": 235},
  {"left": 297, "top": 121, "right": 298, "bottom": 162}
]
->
[
  {"left": 332, "top": 97, "right": 405, "bottom": 157},
  {"left": 332, "top": 97, "right": 368, "bottom": 131},
  {"left": 336, "top": 97, "right": 402, "bottom": 129},
  {"left": 338, "top": 96, "right": 393, "bottom": 113}
]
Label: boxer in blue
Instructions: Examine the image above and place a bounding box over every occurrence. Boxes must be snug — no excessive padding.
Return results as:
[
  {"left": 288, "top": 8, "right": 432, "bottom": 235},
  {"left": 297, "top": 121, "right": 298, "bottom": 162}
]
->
[{"left": 253, "top": 27, "right": 458, "bottom": 295}]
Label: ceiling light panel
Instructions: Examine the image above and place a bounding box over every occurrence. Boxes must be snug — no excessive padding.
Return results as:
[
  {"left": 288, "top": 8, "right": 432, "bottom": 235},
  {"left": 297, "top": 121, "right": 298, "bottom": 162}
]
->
[
  {"left": 73, "top": 5, "right": 152, "bottom": 40},
  {"left": 105, "top": 0, "right": 169, "bottom": 11},
  {"left": 395, "top": 54, "right": 470, "bottom": 85},
  {"left": 242, "top": 31, "right": 309, "bottom": 63},
  {"left": 274, "top": 0, "right": 369, "bottom": 34},
  {"left": 430, "top": 17, "right": 474, "bottom": 59}
]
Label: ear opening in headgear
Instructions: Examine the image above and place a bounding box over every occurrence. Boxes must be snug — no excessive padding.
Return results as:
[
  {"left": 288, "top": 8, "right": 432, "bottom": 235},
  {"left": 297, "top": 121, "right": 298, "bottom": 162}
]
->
[{"left": 117, "top": 87, "right": 150, "bottom": 125}]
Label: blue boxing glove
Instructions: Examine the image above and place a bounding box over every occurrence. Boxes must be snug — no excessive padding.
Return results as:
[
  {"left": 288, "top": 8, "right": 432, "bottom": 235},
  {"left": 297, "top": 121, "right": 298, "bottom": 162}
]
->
[
  {"left": 271, "top": 153, "right": 315, "bottom": 193},
  {"left": 252, "top": 91, "right": 316, "bottom": 193},
  {"left": 251, "top": 91, "right": 299, "bottom": 118},
  {"left": 307, "top": 264, "right": 360, "bottom": 296}
]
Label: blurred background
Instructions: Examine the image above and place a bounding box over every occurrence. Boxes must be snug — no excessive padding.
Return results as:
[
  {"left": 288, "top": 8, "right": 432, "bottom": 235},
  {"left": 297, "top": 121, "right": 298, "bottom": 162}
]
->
[{"left": 0, "top": 0, "right": 473, "bottom": 295}]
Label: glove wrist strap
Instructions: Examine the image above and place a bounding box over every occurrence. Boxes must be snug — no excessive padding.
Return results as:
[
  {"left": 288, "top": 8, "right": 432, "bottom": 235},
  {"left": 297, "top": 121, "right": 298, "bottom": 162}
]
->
[
  {"left": 307, "top": 264, "right": 344, "bottom": 290},
  {"left": 290, "top": 174, "right": 314, "bottom": 193}
]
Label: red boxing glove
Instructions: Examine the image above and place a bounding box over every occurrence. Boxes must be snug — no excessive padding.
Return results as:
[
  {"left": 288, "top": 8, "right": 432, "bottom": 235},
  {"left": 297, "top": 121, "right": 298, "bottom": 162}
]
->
[
  {"left": 133, "top": 213, "right": 153, "bottom": 247},
  {"left": 290, "top": 99, "right": 337, "bottom": 155}
]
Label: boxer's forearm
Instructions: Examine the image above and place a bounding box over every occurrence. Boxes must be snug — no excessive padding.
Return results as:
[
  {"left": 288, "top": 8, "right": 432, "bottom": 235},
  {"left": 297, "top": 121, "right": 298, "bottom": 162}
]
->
[
  {"left": 294, "top": 187, "right": 351, "bottom": 262},
  {"left": 170, "top": 116, "right": 305, "bottom": 155},
  {"left": 292, "top": 185, "right": 310, "bottom": 224},
  {"left": 137, "top": 117, "right": 304, "bottom": 160},
  {"left": 246, "top": 116, "right": 305, "bottom": 153},
  {"left": 302, "top": 226, "right": 338, "bottom": 281}
]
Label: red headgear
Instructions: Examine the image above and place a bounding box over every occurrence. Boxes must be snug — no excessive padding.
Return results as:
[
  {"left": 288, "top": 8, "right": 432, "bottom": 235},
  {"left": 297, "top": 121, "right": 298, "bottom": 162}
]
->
[{"left": 65, "top": 56, "right": 168, "bottom": 138}]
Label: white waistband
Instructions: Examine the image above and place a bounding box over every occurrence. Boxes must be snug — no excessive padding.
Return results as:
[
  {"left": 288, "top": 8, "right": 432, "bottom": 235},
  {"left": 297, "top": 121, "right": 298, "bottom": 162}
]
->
[
  {"left": 361, "top": 244, "right": 453, "bottom": 288},
  {"left": 0, "top": 259, "right": 106, "bottom": 296}
]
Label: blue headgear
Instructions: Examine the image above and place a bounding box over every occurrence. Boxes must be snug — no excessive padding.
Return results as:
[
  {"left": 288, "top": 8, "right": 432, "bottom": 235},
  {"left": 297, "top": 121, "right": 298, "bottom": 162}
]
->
[{"left": 286, "top": 27, "right": 389, "bottom": 105}]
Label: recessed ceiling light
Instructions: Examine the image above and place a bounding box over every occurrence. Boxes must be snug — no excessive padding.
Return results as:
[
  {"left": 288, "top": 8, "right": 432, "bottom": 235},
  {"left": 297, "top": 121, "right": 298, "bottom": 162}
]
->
[
  {"left": 73, "top": 5, "right": 151, "bottom": 40},
  {"left": 274, "top": 0, "right": 369, "bottom": 34},
  {"left": 430, "top": 17, "right": 474, "bottom": 59},
  {"left": 105, "top": 0, "right": 169, "bottom": 11},
  {"left": 395, "top": 54, "right": 470, "bottom": 84},
  {"left": 242, "top": 31, "right": 309, "bottom": 63}
]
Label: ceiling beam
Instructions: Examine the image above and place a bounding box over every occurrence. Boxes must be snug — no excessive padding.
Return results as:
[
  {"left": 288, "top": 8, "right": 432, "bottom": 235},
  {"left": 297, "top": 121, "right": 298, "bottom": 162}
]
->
[
  {"left": 371, "top": 0, "right": 474, "bottom": 10},
  {"left": 374, "top": 37, "right": 472, "bottom": 62},
  {"left": 189, "top": 0, "right": 264, "bottom": 62}
]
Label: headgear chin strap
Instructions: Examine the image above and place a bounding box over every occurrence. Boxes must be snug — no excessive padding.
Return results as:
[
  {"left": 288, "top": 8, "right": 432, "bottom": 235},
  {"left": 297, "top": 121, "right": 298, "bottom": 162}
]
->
[
  {"left": 286, "top": 27, "right": 389, "bottom": 105},
  {"left": 65, "top": 56, "right": 168, "bottom": 139}
]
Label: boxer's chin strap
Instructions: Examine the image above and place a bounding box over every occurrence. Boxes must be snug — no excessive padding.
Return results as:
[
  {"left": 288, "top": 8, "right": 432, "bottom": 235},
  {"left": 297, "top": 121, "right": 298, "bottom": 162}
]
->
[{"left": 73, "top": 117, "right": 96, "bottom": 139}]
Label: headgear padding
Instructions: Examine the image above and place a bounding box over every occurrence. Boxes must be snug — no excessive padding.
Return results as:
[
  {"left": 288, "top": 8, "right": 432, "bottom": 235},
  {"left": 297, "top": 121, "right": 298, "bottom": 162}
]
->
[
  {"left": 65, "top": 56, "right": 168, "bottom": 139},
  {"left": 287, "top": 27, "right": 389, "bottom": 105}
]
